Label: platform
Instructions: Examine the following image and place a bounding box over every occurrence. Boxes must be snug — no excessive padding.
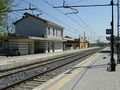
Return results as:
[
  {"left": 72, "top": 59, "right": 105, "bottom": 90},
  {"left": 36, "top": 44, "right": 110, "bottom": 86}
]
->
[
  {"left": 0, "top": 47, "right": 97, "bottom": 71},
  {"left": 33, "top": 48, "right": 120, "bottom": 90}
]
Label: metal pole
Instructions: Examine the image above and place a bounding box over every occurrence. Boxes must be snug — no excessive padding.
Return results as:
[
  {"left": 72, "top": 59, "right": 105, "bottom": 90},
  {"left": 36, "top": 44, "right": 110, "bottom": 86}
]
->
[
  {"left": 79, "top": 35, "right": 81, "bottom": 49},
  {"left": 6, "top": 24, "right": 9, "bottom": 57},
  {"left": 0, "top": 8, "right": 37, "bottom": 13},
  {"left": 53, "top": 4, "right": 117, "bottom": 8},
  {"left": 117, "top": 0, "right": 120, "bottom": 63},
  {"left": 109, "top": 0, "right": 116, "bottom": 71}
]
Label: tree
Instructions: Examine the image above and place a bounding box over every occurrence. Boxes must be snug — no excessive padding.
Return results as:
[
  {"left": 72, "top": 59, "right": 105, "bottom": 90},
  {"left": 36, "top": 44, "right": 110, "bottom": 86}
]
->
[{"left": 0, "top": 0, "right": 14, "bottom": 35}]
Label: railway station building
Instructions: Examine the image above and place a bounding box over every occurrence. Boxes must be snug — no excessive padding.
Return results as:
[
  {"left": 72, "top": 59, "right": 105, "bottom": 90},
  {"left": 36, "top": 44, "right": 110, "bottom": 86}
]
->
[
  {"left": 0, "top": 13, "right": 89, "bottom": 56},
  {"left": 0, "top": 13, "right": 65, "bottom": 55},
  {"left": 13, "top": 13, "right": 65, "bottom": 55}
]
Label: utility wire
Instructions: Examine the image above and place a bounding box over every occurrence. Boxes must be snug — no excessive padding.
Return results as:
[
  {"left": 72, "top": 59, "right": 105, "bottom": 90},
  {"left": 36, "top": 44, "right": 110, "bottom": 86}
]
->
[
  {"left": 41, "top": 0, "right": 83, "bottom": 34},
  {"left": 11, "top": 12, "right": 22, "bottom": 17},
  {"left": 0, "top": 8, "right": 36, "bottom": 13},
  {"left": 43, "top": 0, "right": 96, "bottom": 36},
  {"left": 75, "top": 14, "right": 97, "bottom": 35},
  {"left": 11, "top": 10, "right": 78, "bottom": 36},
  {"left": 68, "top": 0, "right": 84, "bottom": 5},
  {"left": 21, "top": 0, "right": 81, "bottom": 36},
  {"left": 9, "top": 0, "right": 79, "bottom": 37},
  {"left": 63, "top": 0, "right": 97, "bottom": 36},
  {"left": 20, "top": 0, "right": 80, "bottom": 36},
  {"left": 21, "top": 0, "right": 43, "bottom": 15},
  {"left": 41, "top": 0, "right": 89, "bottom": 36}
]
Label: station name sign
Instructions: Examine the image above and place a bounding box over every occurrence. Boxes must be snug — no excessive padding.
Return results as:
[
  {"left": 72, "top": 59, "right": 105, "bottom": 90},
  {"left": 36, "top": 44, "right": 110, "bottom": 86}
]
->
[{"left": 106, "top": 29, "right": 112, "bottom": 34}]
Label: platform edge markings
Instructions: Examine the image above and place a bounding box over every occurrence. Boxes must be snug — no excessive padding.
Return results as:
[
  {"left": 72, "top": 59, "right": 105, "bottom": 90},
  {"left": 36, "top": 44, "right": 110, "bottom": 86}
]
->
[
  {"left": 33, "top": 52, "right": 101, "bottom": 90},
  {"left": 47, "top": 53, "right": 100, "bottom": 90}
]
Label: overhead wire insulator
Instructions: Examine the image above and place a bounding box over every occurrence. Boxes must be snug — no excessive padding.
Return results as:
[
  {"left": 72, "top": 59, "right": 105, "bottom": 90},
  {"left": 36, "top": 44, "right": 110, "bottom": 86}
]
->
[
  {"left": 35, "top": 9, "right": 43, "bottom": 15},
  {"left": 29, "top": 3, "right": 31, "bottom": 9},
  {"left": 63, "top": 0, "right": 65, "bottom": 7},
  {"left": 65, "top": 7, "right": 79, "bottom": 15},
  {"left": 62, "top": 0, "right": 79, "bottom": 15}
]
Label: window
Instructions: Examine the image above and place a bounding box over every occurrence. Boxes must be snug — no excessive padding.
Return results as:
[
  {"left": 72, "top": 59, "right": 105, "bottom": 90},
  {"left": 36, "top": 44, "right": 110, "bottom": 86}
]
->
[
  {"left": 48, "top": 27, "right": 50, "bottom": 35},
  {"left": 50, "top": 28, "right": 53, "bottom": 36},
  {"left": 57, "top": 30, "right": 61, "bottom": 37},
  {"left": 61, "top": 31, "right": 63, "bottom": 37},
  {"left": 56, "top": 30, "right": 58, "bottom": 36},
  {"left": 53, "top": 28, "right": 55, "bottom": 36},
  {"left": 0, "top": 40, "right": 3, "bottom": 47}
]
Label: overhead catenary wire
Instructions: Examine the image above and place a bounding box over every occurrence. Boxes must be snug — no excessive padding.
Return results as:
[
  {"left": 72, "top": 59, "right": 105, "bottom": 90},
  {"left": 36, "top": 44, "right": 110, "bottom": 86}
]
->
[
  {"left": 40, "top": 0, "right": 83, "bottom": 35},
  {"left": 11, "top": 12, "right": 22, "bottom": 17},
  {"left": 45, "top": 0, "right": 97, "bottom": 36},
  {"left": 21, "top": 0, "right": 82, "bottom": 37},
  {"left": 75, "top": 14, "right": 97, "bottom": 35},
  {"left": 12, "top": 10, "right": 79, "bottom": 36},
  {"left": 42, "top": 0, "right": 97, "bottom": 37},
  {"left": 68, "top": 0, "right": 84, "bottom": 5},
  {"left": 53, "top": 1, "right": 117, "bottom": 36},
  {"left": 45, "top": 0, "right": 88, "bottom": 33},
  {"left": 28, "top": 0, "right": 97, "bottom": 38},
  {"left": 62, "top": 0, "right": 98, "bottom": 36},
  {"left": 10, "top": 10, "right": 79, "bottom": 36},
  {"left": 0, "top": 8, "right": 37, "bottom": 13},
  {"left": 53, "top": 4, "right": 117, "bottom": 8},
  {"left": 41, "top": 0, "right": 88, "bottom": 35}
]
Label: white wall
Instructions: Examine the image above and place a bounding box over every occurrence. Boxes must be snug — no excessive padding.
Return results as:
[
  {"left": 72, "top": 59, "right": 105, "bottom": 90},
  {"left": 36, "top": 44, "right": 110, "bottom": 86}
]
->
[
  {"left": 9, "top": 39, "right": 34, "bottom": 55},
  {"left": 45, "top": 41, "right": 63, "bottom": 53},
  {"left": 15, "top": 16, "right": 46, "bottom": 37},
  {"left": 54, "top": 42, "right": 63, "bottom": 52},
  {"left": 46, "top": 24, "right": 63, "bottom": 40},
  {"left": 34, "top": 40, "right": 47, "bottom": 53}
]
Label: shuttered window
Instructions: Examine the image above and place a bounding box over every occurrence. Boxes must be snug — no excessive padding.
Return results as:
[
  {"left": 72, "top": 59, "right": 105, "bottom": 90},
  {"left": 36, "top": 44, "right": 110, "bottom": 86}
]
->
[{"left": 48, "top": 27, "right": 50, "bottom": 35}]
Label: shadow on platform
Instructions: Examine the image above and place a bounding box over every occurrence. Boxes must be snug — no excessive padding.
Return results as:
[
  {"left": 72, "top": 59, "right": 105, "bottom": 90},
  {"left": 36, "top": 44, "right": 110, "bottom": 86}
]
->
[
  {"left": 98, "top": 50, "right": 110, "bottom": 53},
  {"left": 65, "top": 64, "right": 108, "bottom": 74}
]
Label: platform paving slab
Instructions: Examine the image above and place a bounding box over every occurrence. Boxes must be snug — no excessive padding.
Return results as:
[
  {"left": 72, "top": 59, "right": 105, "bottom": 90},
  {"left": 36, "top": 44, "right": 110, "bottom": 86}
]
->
[
  {"left": 33, "top": 51, "right": 101, "bottom": 90},
  {"left": 33, "top": 48, "right": 120, "bottom": 90},
  {"left": 61, "top": 50, "right": 117, "bottom": 90}
]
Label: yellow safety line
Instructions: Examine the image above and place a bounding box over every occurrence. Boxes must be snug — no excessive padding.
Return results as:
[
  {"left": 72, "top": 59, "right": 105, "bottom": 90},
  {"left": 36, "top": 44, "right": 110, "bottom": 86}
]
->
[{"left": 33, "top": 53, "right": 100, "bottom": 90}]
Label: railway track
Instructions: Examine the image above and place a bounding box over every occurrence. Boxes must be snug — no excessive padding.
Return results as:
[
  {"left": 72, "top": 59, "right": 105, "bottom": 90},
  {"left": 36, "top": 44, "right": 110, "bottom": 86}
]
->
[{"left": 0, "top": 47, "right": 102, "bottom": 90}]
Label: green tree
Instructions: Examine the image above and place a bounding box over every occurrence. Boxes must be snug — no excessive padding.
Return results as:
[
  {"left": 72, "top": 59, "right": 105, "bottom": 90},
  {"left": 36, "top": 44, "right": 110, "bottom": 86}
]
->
[{"left": 0, "top": 0, "right": 14, "bottom": 34}]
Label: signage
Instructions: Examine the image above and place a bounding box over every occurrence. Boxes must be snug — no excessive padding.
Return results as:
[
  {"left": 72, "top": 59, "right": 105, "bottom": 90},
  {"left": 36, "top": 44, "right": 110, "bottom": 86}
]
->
[{"left": 106, "top": 29, "right": 112, "bottom": 34}]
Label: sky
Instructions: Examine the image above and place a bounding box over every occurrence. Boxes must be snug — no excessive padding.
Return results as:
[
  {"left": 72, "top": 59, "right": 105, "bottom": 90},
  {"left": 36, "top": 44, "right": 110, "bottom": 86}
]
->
[{"left": 9, "top": 0, "right": 118, "bottom": 43}]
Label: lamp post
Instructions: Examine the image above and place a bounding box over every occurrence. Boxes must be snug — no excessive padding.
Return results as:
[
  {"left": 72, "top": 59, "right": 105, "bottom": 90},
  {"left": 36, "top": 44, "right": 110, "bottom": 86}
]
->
[
  {"left": 6, "top": 24, "right": 9, "bottom": 57},
  {"left": 117, "top": 0, "right": 120, "bottom": 64},
  {"left": 54, "top": 0, "right": 117, "bottom": 71},
  {"left": 109, "top": 0, "right": 116, "bottom": 71}
]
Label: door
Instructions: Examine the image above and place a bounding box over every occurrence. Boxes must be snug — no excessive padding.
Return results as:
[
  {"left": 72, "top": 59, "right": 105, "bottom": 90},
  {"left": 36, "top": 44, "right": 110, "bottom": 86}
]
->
[
  {"left": 52, "top": 42, "right": 54, "bottom": 52},
  {"left": 48, "top": 42, "right": 50, "bottom": 52}
]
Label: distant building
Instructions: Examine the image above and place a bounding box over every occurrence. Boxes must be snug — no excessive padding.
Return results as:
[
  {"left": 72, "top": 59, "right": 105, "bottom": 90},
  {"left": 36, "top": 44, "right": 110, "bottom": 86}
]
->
[
  {"left": 75, "top": 38, "right": 88, "bottom": 49},
  {"left": 7, "top": 13, "right": 65, "bottom": 55},
  {"left": 63, "top": 36, "right": 89, "bottom": 50},
  {"left": 63, "top": 36, "right": 77, "bottom": 50}
]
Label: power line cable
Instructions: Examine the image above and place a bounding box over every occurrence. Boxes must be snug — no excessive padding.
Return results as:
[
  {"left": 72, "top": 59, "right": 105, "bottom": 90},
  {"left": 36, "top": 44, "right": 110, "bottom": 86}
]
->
[
  {"left": 65, "top": 2, "right": 98, "bottom": 36},
  {"left": 68, "top": 0, "right": 84, "bottom": 5},
  {"left": 75, "top": 14, "right": 97, "bottom": 35},
  {"left": 42, "top": 0, "right": 97, "bottom": 36},
  {"left": 4, "top": 0, "right": 79, "bottom": 37},
  {"left": 11, "top": 11, "right": 78, "bottom": 36},
  {"left": 41, "top": 0, "right": 89, "bottom": 36},
  {"left": 21, "top": 0, "right": 81, "bottom": 36},
  {"left": 63, "top": 0, "right": 97, "bottom": 36},
  {"left": 62, "top": 0, "right": 92, "bottom": 35}
]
